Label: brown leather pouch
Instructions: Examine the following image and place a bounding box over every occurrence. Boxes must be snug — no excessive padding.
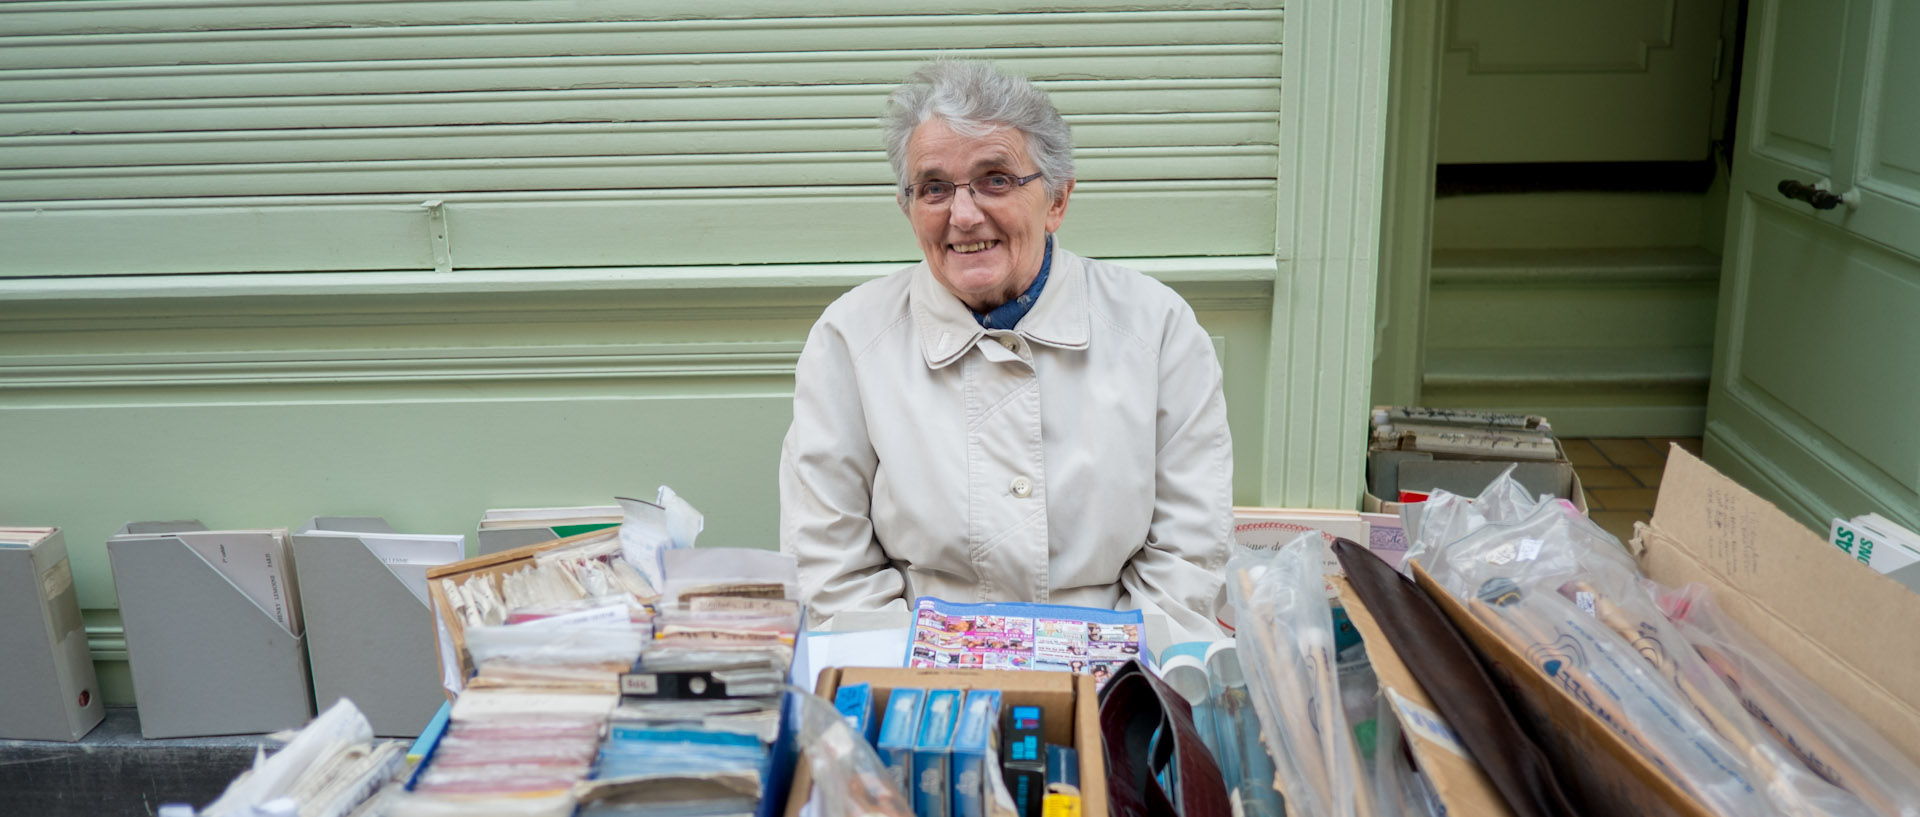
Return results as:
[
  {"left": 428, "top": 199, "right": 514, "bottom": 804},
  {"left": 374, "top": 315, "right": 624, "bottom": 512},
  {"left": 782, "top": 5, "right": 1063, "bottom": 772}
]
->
[{"left": 1097, "top": 659, "right": 1230, "bottom": 816}]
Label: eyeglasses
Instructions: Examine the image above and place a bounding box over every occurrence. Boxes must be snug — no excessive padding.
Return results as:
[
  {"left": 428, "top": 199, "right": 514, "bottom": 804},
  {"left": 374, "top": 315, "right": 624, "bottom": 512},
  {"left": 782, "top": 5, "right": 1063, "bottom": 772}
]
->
[{"left": 902, "top": 172, "right": 1043, "bottom": 207}]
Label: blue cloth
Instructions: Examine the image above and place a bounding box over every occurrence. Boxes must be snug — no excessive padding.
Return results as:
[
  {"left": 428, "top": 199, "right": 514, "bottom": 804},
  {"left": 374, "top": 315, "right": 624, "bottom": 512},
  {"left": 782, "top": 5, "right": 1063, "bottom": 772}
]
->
[{"left": 974, "top": 235, "right": 1053, "bottom": 330}]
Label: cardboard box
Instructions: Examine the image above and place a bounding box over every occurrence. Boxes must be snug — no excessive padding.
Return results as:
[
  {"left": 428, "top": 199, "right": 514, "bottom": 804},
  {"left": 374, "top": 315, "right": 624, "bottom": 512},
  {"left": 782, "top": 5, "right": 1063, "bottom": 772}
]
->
[
  {"left": 290, "top": 517, "right": 454, "bottom": 737},
  {"left": 788, "top": 668, "right": 1107, "bottom": 817},
  {"left": 0, "top": 528, "right": 105, "bottom": 741},
  {"left": 1631, "top": 449, "right": 1920, "bottom": 765},
  {"left": 108, "top": 521, "right": 314, "bottom": 738},
  {"left": 1412, "top": 447, "right": 1920, "bottom": 816},
  {"left": 425, "top": 527, "right": 615, "bottom": 689},
  {"left": 1329, "top": 575, "right": 1513, "bottom": 817},
  {"left": 1364, "top": 469, "right": 1588, "bottom": 516}
]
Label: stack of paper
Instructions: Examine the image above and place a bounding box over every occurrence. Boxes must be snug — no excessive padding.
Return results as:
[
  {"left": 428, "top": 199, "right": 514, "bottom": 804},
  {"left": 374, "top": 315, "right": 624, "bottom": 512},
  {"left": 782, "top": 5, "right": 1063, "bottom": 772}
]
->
[
  {"left": 476, "top": 504, "right": 622, "bottom": 554},
  {"left": 0, "top": 526, "right": 56, "bottom": 549},
  {"left": 110, "top": 525, "right": 303, "bottom": 635}
]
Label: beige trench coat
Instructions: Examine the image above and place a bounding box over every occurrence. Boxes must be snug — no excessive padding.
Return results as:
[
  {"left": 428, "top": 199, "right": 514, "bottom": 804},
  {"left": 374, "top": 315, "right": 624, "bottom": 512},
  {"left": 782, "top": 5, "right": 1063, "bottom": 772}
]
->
[{"left": 778, "top": 245, "right": 1233, "bottom": 644}]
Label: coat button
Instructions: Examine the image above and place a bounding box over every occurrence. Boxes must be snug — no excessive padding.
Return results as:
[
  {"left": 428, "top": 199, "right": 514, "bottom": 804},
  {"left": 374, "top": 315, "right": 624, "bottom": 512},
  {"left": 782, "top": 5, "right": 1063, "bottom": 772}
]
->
[
  {"left": 1010, "top": 475, "right": 1033, "bottom": 498},
  {"left": 999, "top": 335, "right": 1018, "bottom": 351}
]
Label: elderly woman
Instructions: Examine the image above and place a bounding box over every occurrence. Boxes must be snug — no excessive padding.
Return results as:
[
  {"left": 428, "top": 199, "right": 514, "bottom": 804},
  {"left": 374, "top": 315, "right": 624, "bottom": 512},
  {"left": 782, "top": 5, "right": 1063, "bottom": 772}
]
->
[{"left": 779, "top": 59, "right": 1233, "bottom": 643}]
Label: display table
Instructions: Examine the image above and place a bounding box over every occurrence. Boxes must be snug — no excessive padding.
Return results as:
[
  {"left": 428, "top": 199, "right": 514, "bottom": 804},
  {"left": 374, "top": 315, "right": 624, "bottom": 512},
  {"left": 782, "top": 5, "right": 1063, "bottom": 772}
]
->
[{"left": 0, "top": 707, "right": 264, "bottom": 816}]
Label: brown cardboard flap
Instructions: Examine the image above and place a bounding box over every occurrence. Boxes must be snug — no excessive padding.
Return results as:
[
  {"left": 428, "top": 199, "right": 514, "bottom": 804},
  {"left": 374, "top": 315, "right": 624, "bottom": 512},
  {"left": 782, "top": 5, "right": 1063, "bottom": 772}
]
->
[
  {"left": 1331, "top": 575, "right": 1515, "bottom": 817},
  {"left": 1639, "top": 447, "right": 1920, "bottom": 765},
  {"left": 1410, "top": 562, "right": 1707, "bottom": 817},
  {"left": 789, "top": 668, "right": 1105, "bottom": 817}
]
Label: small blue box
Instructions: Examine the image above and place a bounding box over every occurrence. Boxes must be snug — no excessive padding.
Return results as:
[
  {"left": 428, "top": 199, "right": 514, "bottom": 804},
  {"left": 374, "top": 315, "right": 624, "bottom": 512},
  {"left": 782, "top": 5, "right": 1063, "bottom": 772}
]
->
[
  {"left": 912, "top": 689, "right": 963, "bottom": 817},
  {"left": 950, "top": 690, "right": 1002, "bottom": 817},
  {"left": 877, "top": 687, "right": 926, "bottom": 797},
  {"left": 835, "top": 682, "right": 879, "bottom": 746}
]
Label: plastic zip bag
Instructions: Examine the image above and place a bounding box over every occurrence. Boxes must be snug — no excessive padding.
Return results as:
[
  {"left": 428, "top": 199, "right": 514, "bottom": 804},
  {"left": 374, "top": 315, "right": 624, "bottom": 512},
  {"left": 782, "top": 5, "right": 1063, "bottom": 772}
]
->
[
  {"left": 1418, "top": 470, "right": 1873, "bottom": 817},
  {"left": 1227, "top": 531, "right": 1367, "bottom": 817},
  {"left": 790, "top": 684, "right": 913, "bottom": 817},
  {"left": 1654, "top": 583, "right": 1920, "bottom": 817}
]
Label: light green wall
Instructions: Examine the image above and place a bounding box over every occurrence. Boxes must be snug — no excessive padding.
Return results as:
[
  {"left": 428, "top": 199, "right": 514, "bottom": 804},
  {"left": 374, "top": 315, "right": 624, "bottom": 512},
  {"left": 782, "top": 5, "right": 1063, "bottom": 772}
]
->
[{"left": 0, "top": 1, "right": 1289, "bottom": 704}]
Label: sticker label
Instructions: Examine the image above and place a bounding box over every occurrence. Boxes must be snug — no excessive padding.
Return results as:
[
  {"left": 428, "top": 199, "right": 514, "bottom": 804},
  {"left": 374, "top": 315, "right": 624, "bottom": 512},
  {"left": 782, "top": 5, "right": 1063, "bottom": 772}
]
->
[
  {"left": 1388, "top": 688, "right": 1469, "bottom": 759},
  {"left": 1486, "top": 543, "right": 1516, "bottom": 566}
]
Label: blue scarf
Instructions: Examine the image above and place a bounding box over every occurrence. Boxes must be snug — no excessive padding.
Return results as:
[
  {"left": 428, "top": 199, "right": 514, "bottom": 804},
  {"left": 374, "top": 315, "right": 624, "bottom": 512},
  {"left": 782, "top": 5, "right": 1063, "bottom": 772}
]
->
[{"left": 974, "top": 235, "right": 1053, "bottom": 331}]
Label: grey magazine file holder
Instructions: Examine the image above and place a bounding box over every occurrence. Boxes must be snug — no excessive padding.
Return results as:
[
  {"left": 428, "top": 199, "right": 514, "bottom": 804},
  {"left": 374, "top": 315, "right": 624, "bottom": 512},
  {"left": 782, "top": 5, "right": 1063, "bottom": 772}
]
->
[
  {"left": 108, "top": 521, "right": 314, "bottom": 738},
  {"left": 0, "top": 529, "right": 105, "bottom": 741},
  {"left": 291, "top": 517, "right": 446, "bottom": 737}
]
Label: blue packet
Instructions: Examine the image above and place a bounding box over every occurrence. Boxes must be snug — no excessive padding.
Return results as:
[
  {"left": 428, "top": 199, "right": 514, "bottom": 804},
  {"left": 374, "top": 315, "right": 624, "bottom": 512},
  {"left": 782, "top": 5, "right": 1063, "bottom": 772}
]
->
[
  {"left": 950, "top": 690, "right": 1002, "bottom": 817},
  {"left": 912, "top": 689, "right": 962, "bottom": 817}
]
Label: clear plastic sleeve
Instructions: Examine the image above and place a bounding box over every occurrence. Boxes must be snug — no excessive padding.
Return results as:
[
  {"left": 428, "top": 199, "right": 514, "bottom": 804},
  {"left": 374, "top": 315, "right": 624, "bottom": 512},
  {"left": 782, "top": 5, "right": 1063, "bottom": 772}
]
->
[
  {"left": 1416, "top": 469, "right": 1873, "bottom": 817},
  {"left": 1227, "top": 531, "right": 1366, "bottom": 817},
  {"left": 790, "top": 684, "right": 913, "bottom": 817},
  {"left": 1654, "top": 583, "right": 1920, "bottom": 817}
]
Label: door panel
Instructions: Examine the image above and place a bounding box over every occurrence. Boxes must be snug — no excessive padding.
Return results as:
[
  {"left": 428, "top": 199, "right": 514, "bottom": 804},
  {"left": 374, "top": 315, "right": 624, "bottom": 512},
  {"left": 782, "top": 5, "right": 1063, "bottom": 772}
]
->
[
  {"left": 1737, "top": 204, "right": 1920, "bottom": 491},
  {"left": 1706, "top": 0, "right": 1920, "bottom": 528},
  {"left": 1752, "top": 0, "right": 1852, "bottom": 172},
  {"left": 1437, "top": 0, "right": 1721, "bottom": 163},
  {"left": 1865, "top": 1, "right": 1920, "bottom": 196}
]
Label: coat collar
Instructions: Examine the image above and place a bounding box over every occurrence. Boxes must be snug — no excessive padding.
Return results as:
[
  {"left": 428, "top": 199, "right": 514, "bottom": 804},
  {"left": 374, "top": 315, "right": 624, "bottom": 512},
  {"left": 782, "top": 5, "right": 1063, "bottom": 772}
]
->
[{"left": 910, "top": 242, "right": 1092, "bottom": 369}]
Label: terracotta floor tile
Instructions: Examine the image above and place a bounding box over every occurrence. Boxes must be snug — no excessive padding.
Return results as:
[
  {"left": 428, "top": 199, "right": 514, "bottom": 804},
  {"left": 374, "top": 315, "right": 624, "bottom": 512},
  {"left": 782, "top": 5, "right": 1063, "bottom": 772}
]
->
[
  {"left": 1593, "top": 438, "right": 1664, "bottom": 467},
  {"left": 1561, "top": 439, "right": 1610, "bottom": 467},
  {"left": 1591, "top": 487, "right": 1658, "bottom": 511},
  {"left": 1628, "top": 466, "right": 1664, "bottom": 488},
  {"left": 1575, "top": 466, "right": 1638, "bottom": 488},
  {"left": 1590, "top": 510, "right": 1651, "bottom": 544}
]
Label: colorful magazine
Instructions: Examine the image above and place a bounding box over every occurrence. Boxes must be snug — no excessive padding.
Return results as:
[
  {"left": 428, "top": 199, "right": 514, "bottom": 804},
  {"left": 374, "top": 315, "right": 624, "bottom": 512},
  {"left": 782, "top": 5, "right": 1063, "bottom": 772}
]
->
[{"left": 905, "top": 597, "right": 1144, "bottom": 687}]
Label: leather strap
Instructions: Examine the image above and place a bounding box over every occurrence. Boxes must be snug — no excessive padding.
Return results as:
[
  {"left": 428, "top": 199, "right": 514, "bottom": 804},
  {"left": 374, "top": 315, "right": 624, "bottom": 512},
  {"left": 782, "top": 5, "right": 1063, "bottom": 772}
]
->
[{"left": 1097, "top": 659, "right": 1230, "bottom": 817}]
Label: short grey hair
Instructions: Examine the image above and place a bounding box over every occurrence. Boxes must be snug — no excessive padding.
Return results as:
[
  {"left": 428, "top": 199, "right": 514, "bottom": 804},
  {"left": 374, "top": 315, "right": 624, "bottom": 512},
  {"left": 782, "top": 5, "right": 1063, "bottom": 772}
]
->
[{"left": 881, "top": 59, "right": 1075, "bottom": 201}]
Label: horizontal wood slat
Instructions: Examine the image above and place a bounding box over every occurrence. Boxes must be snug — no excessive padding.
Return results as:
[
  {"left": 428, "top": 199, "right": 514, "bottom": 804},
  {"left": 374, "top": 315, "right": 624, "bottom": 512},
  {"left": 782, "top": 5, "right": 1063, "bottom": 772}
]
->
[
  {"left": 0, "top": 182, "right": 1278, "bottom": 275},
  {"left": 0, "top": 147, "right": 1278, "bottom": 200},
  {"left": 2, "top": 114, "right": 1279, "bottom": 166},
  {"left": 1, "top": 47, "right": 1283, "bottom": 103},
  {"left": 0, "top": 81, "right": 1282, "bottom": 136},
  {"left": 0, "top": 0, "right": 1280, "bottom": 36},
  {"left": 4, "top": 11, "right": 1282, "bottom": 68}
]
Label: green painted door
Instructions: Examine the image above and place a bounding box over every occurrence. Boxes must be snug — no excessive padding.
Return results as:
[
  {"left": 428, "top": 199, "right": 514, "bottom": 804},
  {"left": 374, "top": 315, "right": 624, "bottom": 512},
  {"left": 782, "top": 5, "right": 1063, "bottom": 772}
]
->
[{"left": 1704, "top": 0, "right": 1920, "bottom": 530}]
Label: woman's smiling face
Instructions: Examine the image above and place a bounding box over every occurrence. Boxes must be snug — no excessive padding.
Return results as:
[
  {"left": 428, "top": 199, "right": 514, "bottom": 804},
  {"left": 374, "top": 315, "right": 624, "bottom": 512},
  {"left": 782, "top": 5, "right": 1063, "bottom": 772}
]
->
[{"left": 902, "top": 118, "right": 1073, "bottom": 312}]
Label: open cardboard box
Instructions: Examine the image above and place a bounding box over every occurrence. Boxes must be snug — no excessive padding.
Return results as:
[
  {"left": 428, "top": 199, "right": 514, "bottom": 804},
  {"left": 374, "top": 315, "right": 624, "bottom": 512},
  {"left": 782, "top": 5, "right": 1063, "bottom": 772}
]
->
[
  {"left": 1364, "top": 463, "right": 1588, "bottom": 517},
  {"left": 425, "top": 527, "right": 618, "bottom": 691},
  {"left": 788, "top": 667, "right": 1106, "bottom": 817},
  {"left": 1413, "top": 446, "right": 1920, "bottom": 815}
]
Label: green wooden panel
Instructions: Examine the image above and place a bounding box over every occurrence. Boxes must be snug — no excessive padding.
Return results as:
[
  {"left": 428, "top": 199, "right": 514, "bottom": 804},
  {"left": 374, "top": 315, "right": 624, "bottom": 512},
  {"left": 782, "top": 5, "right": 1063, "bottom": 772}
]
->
[
  {"left": 0, "top": 182, "right": 1277, "bottom": 275},
  {"left": 5, "top": 11, "right": 1283, "bottom": 68},
  {"left": 0, "top": 0, "right": 1281, "bottom": 35},
  {"left": 1703, "top": 0, "right": 1919, "bottom": 533},
  {"left": 0, "top": 147, "right": 1277, "bottom": 200},
  {"left": 1735, "top": 203, "right": 1919, "bottom": 492},
  {"left": 1, "top": 114, "right": 1280, "bottom": 164},
  {"left": 2, "top": 48, "right": 1282, "bottom": 102},
  {"left": 0, "top": 81, "right": 1283, "bottom": 135}
]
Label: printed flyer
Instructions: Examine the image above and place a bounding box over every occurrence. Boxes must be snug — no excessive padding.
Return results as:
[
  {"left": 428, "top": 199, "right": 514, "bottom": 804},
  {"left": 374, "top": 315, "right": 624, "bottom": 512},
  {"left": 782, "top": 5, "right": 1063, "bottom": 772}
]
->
[{"left": 906, "top": 597, "right": 1144, "bottom": 687}]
